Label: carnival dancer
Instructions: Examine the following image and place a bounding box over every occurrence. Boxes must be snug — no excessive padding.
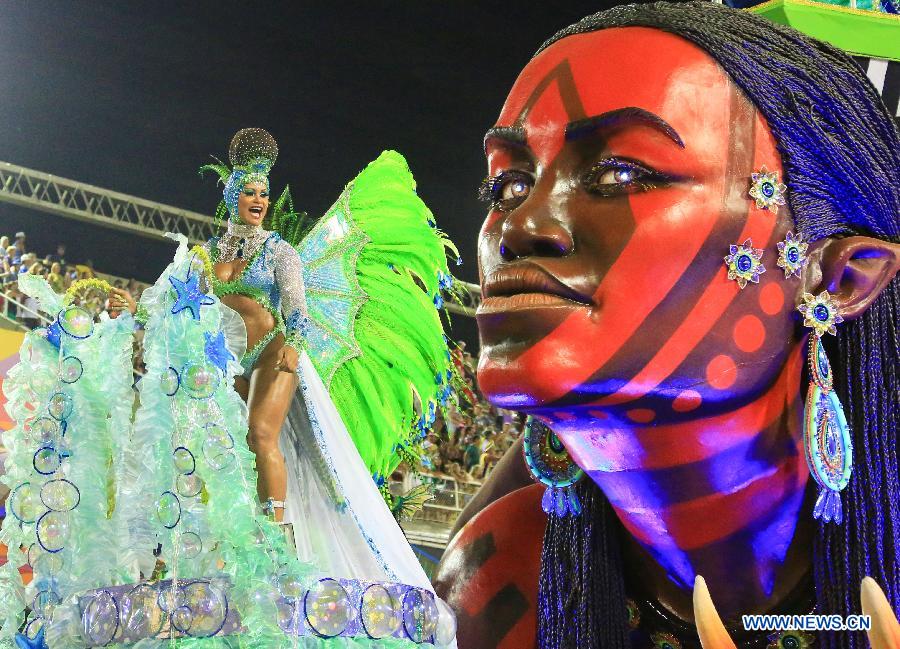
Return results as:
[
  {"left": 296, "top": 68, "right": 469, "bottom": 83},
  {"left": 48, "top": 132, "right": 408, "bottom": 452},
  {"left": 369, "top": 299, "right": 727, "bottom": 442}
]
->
[{"left": 1, "top": 128, "right": 458, "bottom": 647}]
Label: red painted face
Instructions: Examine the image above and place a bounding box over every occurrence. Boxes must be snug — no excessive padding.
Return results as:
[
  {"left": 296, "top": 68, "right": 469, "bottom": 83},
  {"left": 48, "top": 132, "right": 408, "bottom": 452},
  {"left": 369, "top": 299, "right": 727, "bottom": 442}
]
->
[{"left": 477, "top": 27, "right": 802, "bottom": 421}]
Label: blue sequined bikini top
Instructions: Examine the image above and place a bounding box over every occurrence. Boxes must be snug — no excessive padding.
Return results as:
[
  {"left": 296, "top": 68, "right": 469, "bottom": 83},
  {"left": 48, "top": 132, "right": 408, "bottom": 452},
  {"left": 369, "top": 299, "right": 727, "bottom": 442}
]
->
[
  {"left": 210, "top": 233, "right": 281, "bottom": 311},
  {"left": 206, "top": 231, "right": 307, "bottom": 349}
]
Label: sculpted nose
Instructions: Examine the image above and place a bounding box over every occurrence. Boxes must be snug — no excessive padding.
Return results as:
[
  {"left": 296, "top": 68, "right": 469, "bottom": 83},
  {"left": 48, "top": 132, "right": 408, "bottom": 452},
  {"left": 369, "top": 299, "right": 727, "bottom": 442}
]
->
[{"left": 498, "top": 202, "right": 574, "bottom": 261}]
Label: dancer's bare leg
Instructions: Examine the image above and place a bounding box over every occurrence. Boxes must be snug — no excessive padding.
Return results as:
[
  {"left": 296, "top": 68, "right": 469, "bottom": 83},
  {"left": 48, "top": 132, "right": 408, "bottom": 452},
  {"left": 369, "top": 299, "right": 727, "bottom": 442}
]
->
[{"left": 246, "top": 337, "right": 298, "bottom": 522}]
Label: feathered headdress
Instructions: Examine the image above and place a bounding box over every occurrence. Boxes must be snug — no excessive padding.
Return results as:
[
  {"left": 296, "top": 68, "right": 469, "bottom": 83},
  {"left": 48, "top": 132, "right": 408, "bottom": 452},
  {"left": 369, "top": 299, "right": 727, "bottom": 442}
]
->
[
  {"left": 200, "top": 129, "right": 315, "bottom": 240},
  {"left": 199, "top": 128, "right": 279, "bottom": 221}
]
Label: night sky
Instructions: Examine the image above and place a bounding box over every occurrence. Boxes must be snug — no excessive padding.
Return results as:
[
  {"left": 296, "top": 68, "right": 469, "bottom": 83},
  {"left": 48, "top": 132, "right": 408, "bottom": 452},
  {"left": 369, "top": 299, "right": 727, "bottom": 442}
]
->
[{"left": 0, "top": 1, "right": 628, "bottom": 347}]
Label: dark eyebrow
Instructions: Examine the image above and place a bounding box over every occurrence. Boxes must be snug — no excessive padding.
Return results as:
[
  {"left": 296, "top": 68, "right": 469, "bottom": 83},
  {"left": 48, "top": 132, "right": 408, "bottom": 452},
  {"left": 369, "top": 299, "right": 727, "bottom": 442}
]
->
[
  {"left": 483, "top": 126, "right": 528, "bottom": 153},
  {"left": 565, "top": 107, "right": 684, "bottom": 148}
]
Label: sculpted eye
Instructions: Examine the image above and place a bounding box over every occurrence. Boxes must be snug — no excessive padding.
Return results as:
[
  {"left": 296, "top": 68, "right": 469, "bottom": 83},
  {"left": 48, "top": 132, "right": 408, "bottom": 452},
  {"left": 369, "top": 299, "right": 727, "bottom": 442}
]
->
[
  {"left": 500, "top": 177, "right": 531, "bottom": 201},
  {"left": 596, "top": 167, "right": 636, "bottom": 185},
  {"left": 582, "top": 157, "right": 673, "bottom": 197},
  {"left": 478, "top": 171, "right": 534, "bottom": 212}
]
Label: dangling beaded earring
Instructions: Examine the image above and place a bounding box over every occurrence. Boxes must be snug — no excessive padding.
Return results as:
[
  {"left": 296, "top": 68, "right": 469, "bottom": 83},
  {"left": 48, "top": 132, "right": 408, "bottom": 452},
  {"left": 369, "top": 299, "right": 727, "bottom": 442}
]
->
[
  {"left": 523, "top": 417, "right": 584, "bottom": 516},
  {"left": 797, "top": 291, "right": 852, "bottom": 524}
]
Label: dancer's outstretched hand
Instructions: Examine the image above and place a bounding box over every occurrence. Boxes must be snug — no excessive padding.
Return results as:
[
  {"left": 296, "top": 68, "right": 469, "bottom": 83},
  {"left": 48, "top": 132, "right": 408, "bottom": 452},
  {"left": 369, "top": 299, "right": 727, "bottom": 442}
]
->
[
  {"left": 274, "top": 345, "right": 299, "bottom": 373},
  {"left": 108, "top": 287, "right": 136, "bottom": 318}
]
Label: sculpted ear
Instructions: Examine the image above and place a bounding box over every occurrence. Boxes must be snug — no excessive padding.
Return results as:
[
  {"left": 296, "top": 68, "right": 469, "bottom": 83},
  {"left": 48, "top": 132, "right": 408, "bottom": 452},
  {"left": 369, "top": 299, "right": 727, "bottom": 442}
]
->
[{"left": 804, "top": 236, "right": 900, "bottom": 321}]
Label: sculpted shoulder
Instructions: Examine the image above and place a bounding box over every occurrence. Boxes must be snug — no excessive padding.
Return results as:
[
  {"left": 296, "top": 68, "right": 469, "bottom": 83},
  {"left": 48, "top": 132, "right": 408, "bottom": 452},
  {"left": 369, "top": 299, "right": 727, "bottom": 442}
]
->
[{"left": 434, "top": 484, "right": 546, "bottom": 649}]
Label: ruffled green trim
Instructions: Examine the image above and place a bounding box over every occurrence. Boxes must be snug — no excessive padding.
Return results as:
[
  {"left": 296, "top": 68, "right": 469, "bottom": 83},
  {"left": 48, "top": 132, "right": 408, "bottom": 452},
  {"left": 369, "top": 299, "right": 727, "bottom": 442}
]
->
[
  {"left": 106, "top": 235, "right": 314, "bottom": 647},
  {"left": 283, "top": 331, "right": 305, "bottom": 355},
  {"left": 213, "top": 283, "right": 282, "bottom": 325},
  {"left": 0, "top": 278, "right": 135, "bottom": 642}
]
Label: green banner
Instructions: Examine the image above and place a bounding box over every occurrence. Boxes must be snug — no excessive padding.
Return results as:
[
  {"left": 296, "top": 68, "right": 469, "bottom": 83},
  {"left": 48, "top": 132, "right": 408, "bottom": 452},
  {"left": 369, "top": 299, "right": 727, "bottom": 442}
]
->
[{"left": 750, "top": 0, "right": 900, "bottom": 61}]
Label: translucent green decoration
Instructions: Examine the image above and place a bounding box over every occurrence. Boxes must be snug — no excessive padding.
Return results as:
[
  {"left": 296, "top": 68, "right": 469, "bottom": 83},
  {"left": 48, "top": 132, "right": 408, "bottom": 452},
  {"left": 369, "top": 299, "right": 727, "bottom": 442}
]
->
[
  {"left": 304, "top": 579, "right": 353, "bottom": 637},
  {"left": 57, "top": 305, "right": 93, "bottom": 338}
]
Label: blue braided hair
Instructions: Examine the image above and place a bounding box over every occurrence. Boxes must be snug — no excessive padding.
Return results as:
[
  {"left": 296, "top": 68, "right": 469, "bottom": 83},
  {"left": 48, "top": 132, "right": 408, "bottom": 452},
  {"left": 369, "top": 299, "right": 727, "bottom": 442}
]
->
[{"left": 533, "top": 3, "right": 900, "bottom": 648}]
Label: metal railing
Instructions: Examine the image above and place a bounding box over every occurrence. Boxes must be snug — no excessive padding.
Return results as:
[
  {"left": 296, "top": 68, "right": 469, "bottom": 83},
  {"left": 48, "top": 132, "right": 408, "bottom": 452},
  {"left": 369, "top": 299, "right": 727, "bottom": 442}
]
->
[
  {"left": 390, "top": 472, "right": 482, "bottom": 549},
  {"left": 0, "top": 161, "right": 216, "bottom": 245},
  {"left": 0, "top": 310, "right": 29, "bottom": 332},
  {"left": 0, "top": 289, "right": 51, "bottom": 329}
]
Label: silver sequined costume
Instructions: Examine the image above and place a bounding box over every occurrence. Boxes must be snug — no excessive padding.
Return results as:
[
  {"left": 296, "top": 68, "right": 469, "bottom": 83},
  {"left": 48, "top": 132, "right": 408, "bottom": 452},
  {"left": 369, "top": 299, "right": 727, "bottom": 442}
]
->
[{"left": 203, "top": 221, "right": 308, "bottom": 378}]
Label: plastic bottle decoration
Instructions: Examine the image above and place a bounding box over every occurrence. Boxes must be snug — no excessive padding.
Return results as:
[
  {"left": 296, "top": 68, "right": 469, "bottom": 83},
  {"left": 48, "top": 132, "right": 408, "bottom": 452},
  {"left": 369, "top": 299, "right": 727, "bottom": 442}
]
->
[
  {"left": 0, "top": 275, "right": 133, "bottom": 648},
  {"left": 101, "top": 236, "right": 303, "bottom": 644}
]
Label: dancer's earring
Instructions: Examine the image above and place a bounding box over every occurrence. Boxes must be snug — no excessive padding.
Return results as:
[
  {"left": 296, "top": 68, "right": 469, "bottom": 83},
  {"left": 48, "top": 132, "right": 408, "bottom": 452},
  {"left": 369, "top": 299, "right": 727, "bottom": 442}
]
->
[
  {"left": 798, "top": 291, "right": 852, "bottom": 524},
  {"left": 522, "top": 417, "right": 584, "bottom": 517}
]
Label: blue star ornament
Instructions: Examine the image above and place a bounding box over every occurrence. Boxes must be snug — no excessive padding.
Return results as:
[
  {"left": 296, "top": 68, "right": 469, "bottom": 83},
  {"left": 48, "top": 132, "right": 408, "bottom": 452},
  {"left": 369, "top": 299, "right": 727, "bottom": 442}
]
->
[
  {"left": 43, "top": 320, "right": 62, "bottom": 349},
  {"left": 204, "top": 330, "right": 235, "bottom": 372},
  {"left": 169, "top": 272, "right": 214, "bottom": 321},
  {"left": 16, "top": 627, "right": 47, "bottom": 649}
]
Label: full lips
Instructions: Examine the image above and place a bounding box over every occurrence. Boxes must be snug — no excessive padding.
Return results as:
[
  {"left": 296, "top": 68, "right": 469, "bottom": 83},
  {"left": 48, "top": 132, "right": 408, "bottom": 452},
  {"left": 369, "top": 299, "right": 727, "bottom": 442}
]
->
[
  {"left": 477, "top": 293, "right": 588, "bottom": 314},
  {"left": 481, "top": 264, "right": 591, "bottom": 303}
]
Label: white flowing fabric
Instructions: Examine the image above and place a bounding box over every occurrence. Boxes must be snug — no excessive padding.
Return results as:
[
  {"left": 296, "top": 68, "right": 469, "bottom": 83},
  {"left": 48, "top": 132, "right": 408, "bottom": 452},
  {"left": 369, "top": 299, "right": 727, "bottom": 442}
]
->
[{"left": 282, "top": 351, "right": 457, "bottom": 648}]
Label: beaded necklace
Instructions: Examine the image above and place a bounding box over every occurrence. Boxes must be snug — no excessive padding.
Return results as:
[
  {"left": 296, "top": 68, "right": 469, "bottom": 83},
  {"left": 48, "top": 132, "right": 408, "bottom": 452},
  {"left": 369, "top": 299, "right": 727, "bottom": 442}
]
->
[{"left": 215, "top": 221, "right": 269, "bottom": 263}]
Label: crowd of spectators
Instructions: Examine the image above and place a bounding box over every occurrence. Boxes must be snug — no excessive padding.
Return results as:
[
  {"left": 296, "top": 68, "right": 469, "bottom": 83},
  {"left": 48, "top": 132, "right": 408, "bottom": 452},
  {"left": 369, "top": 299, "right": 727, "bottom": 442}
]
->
[
  {"left": 0, "top": 230, "right": 144, "bottom": 330},
  {"left": 415, "top": 342, "right": 525, "bottom": 486}
]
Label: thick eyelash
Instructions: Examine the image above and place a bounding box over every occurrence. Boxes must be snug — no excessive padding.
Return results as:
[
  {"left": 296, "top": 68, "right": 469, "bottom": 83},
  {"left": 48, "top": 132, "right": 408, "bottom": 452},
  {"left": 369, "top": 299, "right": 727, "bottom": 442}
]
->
[
  {"left": 477, "top": 174, "right": 503, "bottom": 203},
  {"left": 581, "top": 157, "right": 674, "bottom": 196},
  {"left": 477, "top": 170, "right": 532, "bottom": 209}
]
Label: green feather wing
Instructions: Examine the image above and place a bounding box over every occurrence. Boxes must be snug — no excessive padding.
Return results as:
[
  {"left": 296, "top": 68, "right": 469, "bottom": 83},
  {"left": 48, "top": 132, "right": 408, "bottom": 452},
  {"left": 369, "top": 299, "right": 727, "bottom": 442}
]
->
[{"left": 296, "top": 151, "right": 459, "bottom": 480}]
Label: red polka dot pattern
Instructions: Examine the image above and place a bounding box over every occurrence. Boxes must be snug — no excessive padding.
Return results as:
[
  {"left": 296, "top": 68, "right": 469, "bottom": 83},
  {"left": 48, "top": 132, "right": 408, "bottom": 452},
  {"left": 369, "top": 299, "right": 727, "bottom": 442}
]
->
[
  {"left": 706, "top": 354, "right": 737, "bottom": 390},
  {"left": 626, "top": 408, "right": 656, "bottom": 424},
  {"left": 733, "top": 315, "right": 766, "bottom": 353},
  {"left": 759, "top": 282, "right": 784, "bottom": 315},
  {"left": 672, "top": 389, "right": 703, "bottom": 413}
]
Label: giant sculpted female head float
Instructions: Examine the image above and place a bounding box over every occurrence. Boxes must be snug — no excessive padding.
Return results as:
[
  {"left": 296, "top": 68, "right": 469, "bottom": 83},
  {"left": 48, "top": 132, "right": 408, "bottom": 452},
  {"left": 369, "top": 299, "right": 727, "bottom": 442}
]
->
[{"left": 437, "top": 3, "right": 900, "bottom": 649}]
